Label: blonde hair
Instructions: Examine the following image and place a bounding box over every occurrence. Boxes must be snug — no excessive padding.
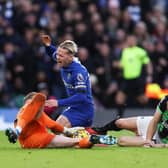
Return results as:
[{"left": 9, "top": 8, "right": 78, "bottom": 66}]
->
[{"left": 59, "top": 40, "right": 78, "bottom": 55}]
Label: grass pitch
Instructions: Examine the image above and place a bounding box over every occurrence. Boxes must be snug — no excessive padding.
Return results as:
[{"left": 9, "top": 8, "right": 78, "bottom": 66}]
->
[{"left": 0, "top": 131, "right": 167, "bottom": 168}]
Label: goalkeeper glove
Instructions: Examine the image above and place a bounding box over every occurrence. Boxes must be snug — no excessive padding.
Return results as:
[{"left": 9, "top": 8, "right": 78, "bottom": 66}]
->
[{"left": 63, "top": 127, "right": 85, "bottom": 137}]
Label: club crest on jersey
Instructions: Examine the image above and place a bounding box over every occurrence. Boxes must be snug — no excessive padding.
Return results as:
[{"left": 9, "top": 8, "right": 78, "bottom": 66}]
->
[
  {"left": 67, "top": 73, "right": 71, "bottom": 80},
  {"left": 77, "top": 73, "right": 84, "bottom": 82}
]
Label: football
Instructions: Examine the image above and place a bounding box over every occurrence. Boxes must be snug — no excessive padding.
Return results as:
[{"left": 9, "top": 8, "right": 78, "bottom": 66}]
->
[{"left": 72, "top": 129, "right": 90, "bottom": 139}]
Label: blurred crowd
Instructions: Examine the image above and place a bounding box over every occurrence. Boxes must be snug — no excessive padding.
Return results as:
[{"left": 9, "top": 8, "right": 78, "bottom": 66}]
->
[{"left": 0, "top": 0, "right": 168, "bottom": 109}]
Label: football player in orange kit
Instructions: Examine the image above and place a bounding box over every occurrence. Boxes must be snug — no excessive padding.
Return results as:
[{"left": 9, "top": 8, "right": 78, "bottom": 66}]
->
[{"left": 5, "top": 92, "right": 92, "bottom": 149}]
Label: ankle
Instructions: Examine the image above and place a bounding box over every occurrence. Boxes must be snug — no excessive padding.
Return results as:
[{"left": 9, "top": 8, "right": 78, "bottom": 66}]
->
[{"left": 15, "top": 126, "right": 22, "bottom": 136}]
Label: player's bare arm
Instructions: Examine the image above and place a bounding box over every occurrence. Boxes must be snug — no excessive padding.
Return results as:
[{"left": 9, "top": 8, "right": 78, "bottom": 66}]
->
[{"left": 145, "top": 111, "right": 161, "bottom": 146}]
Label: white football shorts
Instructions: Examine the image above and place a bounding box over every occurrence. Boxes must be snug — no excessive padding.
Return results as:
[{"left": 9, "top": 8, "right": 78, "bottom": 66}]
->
[{"left": 136, "top": 116, "right": 156, "bottom": 140}]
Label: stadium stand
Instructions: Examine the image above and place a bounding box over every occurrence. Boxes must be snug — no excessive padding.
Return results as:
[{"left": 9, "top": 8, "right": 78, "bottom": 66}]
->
[{"left": 0, "top": 0, "right": 168, "bottom": 110}]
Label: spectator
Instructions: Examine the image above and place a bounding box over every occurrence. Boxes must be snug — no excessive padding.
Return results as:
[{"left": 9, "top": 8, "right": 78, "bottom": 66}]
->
[{"left": 0, "top": 0, "right": 168, "bottom": 110}]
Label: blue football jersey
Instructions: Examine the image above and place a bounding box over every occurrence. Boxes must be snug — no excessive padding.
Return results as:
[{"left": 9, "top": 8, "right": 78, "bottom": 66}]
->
[{"left": 45, "top": 45, "right": 94, "bottom": 126}]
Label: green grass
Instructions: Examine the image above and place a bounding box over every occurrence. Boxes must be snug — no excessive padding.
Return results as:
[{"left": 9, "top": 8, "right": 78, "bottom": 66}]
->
[{"left": 0, "top": 131, "right": 168, "bottom": 168}]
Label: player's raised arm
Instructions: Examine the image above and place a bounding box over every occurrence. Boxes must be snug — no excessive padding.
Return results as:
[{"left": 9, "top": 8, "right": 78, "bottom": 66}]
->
[
  {"left": 41, "top": 34, "right": 57, "bottom": 60},
  {"left": 41, "top": 35, "right": 52, "bottom": 46}
]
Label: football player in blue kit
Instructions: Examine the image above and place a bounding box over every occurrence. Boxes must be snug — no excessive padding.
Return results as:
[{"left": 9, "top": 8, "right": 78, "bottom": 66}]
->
[{"left": 41, "top": 35, "right": 94, "bottom": 128}]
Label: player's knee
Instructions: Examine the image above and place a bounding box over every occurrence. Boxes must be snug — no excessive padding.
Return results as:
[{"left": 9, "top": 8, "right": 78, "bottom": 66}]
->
[{"left": 115, "top": 119, "right": 125, "bottom": 129}]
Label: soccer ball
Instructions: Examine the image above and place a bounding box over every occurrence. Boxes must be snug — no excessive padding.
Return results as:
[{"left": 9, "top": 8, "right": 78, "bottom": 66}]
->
[{"left": 72, "top": 129, "right": 90, "bottom": 139}]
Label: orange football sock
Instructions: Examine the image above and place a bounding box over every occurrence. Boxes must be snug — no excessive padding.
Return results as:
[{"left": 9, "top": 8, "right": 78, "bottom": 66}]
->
[{"left": 79, "top": 137, "right": 93, "bottom": 148}]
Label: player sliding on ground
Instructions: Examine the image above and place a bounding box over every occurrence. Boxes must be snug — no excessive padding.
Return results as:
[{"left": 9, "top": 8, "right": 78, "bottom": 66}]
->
[
  {"left": 5, "top": 92, "right": 92, "bottom": 148},
  {"left": 88, "top": 95, "right": 168, "bottom": 147},
  {"left": 5, "top": 92, "right": 117, "bottom": 148}
]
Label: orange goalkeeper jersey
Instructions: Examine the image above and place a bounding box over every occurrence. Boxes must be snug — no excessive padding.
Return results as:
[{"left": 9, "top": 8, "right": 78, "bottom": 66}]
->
[{"left": 14, "top": 93, "right": 64, "bottom": 145}]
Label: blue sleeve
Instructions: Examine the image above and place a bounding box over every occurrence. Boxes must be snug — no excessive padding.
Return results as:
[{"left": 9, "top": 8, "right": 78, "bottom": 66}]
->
[
  {"left": 45, "top": 45, "right": 57, "bottom": 60},
  {"left": 58, "top": 71, "right": 89, "bottom": 106},
  {"left": 57, "top": 93, "right": 88, "bottom": 106}
]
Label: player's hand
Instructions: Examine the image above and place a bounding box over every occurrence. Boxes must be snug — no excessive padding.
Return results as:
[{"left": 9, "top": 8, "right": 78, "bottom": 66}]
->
[
  {"left": 143, "top": 139, "right": 154, "bottom": 147},
  {"left": 41, "top": 35, "right": 51, "bottom": 46},
  {"left": 63, "top": 127, "right": 85, "bottom": 137},
  {"left": 5, "top": 128, "right": 18, "bottom": 144},
  {"left": 45, "top": 99, "right": 58, "bottom": 108}
]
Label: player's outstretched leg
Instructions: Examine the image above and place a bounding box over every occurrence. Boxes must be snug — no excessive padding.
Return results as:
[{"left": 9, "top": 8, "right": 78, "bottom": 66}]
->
[
  {"left": 89, "top": 134, "right": 118, "bottom": 145},
  {"left": 5, "top": 128, "right": 18, "bottom": 144},
  {"left": 86, "top": 116, "right": 122, "bottom": 135}
]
